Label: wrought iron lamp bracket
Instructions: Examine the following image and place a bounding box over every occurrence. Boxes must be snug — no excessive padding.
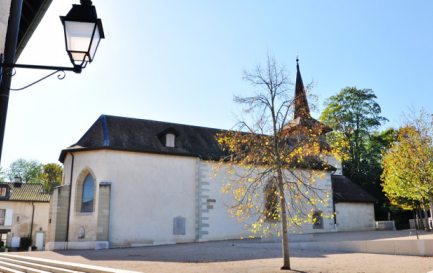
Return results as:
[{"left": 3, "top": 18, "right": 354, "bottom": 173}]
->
[{"left": 0, "top": 55, "right": 82, "bottom": 91}]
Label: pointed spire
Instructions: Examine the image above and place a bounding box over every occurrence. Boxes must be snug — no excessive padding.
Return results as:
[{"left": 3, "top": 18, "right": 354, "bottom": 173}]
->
[{"left": 294, "top": 58, "right": 310, "bottom": 119}]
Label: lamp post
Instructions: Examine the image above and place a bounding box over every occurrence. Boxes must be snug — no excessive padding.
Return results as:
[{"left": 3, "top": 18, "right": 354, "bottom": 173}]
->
[{"left": 0, "top": 0, "right": 104, "bottom": 164}]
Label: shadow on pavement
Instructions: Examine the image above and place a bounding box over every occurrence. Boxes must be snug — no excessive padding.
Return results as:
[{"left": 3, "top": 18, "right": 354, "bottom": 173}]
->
[
  {"left": 54, "top": 240, "right": 330, "bottom": 263},
  {"left": 50, "top": 231, "right": 433, "bottom": 263}
]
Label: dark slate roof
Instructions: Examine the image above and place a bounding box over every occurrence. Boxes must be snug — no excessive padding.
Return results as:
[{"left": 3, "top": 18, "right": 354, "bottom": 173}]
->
[
  {"left": 59, "top": 115, "right": 227, "bottom": 162},
  {"left": 59, "top": 115, "right": 336, "bottom": 172},
  {"left": 0, "top": 183, "right": 50, "bottom": 202},
  {"left": 332, "top": 175, "right": 376, "bottom": 203}
]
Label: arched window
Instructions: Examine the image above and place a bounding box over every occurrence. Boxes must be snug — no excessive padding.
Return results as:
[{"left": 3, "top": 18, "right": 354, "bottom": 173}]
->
[
  {"left": 81, "top": 174, "right": 94, "bottom": 212},
  {"left": 264, "top": 178, "right": 279, "bottom": 222}
]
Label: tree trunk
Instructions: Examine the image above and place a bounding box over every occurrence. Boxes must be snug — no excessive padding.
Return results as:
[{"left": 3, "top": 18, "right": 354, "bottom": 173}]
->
[
  {"left": 416, "top": 208, "right": 424, "bottom": 230},
  {"left": 277, "top": 169, "right": 291, "bottom": 270},
  {"left": 411, "top": 210, "right": 419, "bottom": 239},
  {"left": 428, "top": 193, "right": 433, "bottom": 229},
  {"left": 422, "top": 203, "right": 430, "bottom": 231}
]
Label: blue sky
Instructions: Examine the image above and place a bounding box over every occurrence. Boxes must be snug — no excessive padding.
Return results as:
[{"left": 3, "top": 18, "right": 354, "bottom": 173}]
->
[{"left": 2, "top": 0, "right": 433, "bottom": 167}]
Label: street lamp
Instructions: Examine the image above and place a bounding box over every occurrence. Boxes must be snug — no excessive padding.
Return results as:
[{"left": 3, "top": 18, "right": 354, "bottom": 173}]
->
[
  {"left": 61, "top": 0, "right": 105, "bottom": 71},
  {"left": 1, "top": 0, "right": 105, "bottom": 74},
  {"left": 0, "top": 0, "right": 105, "bottom": 164}
]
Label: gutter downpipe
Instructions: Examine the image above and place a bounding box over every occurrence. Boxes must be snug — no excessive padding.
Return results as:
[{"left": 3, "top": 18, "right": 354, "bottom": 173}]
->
[
  {"left": 65, "top": 152, "right": 74, "bottom": 250},
  {"left": 30, "top": 202, "right": 35, "bottom": 244},
  {"left": 330, "top": 172, "right": 337, "bottom": 230}
]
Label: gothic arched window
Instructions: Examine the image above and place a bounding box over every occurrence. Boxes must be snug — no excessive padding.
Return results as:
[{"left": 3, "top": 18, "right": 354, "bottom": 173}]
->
[{"left": 81, "top": 174, "right": 95, "bottom": 212}]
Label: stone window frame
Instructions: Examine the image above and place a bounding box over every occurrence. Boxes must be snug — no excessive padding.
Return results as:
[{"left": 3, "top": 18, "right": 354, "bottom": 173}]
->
[{"left": 75, "top": 168, "right": 97, "bottom": 214}]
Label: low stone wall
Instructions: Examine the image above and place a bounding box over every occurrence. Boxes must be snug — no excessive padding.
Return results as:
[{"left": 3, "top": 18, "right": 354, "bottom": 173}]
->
[
  {"left": 409, "top": 218, "right": 432, "bottom": 229},
  {"left": 375, "top": 221, "right": 395, "bottom": 230},
  {"left": 292, "top": 239, "right": 433, "bottom": 256},
  {"left": 46, "top": 240, "right": 109, "bottom": 250}
]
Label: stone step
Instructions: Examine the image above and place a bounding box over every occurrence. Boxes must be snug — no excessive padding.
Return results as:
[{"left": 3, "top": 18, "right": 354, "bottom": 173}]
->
[
  {"left": 0, "top": 254, "right": 137, "bottom": 273},
  {"left": 0, "top": 257, "right": 83, "bottom": 273},
  {"left": 0, "top": 260, "right": 51, "bottom": 273},
  {"left": 0, "top": 264, "right": 25, "bottom": 273}
]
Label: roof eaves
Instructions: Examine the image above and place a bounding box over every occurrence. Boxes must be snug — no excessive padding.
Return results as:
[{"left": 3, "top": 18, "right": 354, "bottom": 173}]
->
[
  {"left": 16, "top": 0, "right": 53, "bottom": 59},
  {"left": 59, "top": 146, "right": 217, "bottom": 163}
]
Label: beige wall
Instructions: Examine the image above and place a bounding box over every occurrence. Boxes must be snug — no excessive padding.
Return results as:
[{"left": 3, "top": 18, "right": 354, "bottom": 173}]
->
[
  {"left": 335, "top": 202, "right": 375, "bottom": 231},
  {"left": 0, "top": 201, "right": 49, "bottom": 244},
  {"left": 47, "top": 185, "right": 70, "bottom": 245}
]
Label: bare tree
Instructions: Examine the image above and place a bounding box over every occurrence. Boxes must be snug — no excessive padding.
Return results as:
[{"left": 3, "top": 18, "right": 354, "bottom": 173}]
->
[{"left": 217, "top": 56, "right": 333, "bottom": 270}]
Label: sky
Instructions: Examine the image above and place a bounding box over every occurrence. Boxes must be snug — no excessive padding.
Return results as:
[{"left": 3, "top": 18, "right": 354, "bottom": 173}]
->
[{"left": 2, "top": 0, "right": 433, "bottom": 168}]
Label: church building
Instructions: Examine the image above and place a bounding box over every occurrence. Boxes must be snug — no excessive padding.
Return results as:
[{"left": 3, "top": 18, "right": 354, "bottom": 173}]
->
[{"left": 46, "top": 61, "right": 375, "bottom": 250}]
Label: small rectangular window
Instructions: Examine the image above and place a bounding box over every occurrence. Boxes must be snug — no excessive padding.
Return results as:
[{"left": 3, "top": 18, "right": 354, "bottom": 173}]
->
[
  {"left": 165, "top": 133, "right": 175, "bottom": 147},
  {"left": 0, "top": 187, "right": 7, "bottom": 198}
]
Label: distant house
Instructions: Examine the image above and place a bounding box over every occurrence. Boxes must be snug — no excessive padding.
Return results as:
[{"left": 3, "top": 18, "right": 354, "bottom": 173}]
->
[
  {"left": 332, "top": 175, "right": 376, "bottom": 231},
  {"left": 0, "top": 182, "right": 50, "bottom": 249},
  {"left": 0, "top": 0, "right": 53, "bottom": 252},
  {"left": 47, "top": 61, "right": 376, "bottom": 250}
]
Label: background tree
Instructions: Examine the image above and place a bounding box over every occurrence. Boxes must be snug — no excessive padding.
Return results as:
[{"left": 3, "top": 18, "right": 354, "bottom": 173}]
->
[
  {"left": 320, "top": 87, "right": 399, "bottom": 222},
  {"left": 6, "top": 159, "right": 43, "bottom": 183},
  {"left": 320, "top": 87, "right": 388, "bottom": 177},
  {"left": 0, "top": 166, "right": 5, "bottom": 182},
  {"left": 40, "top": 163, "right": 63, "bottom": 192},
  {"left": 218, "top": 57, "right": 332, "bottom": 270},
  {"left": 381, "top": 111, "right": 433, "bottom": 228},
  {"left": 359, "top": 129, "right": 397, "bottom": 205}
]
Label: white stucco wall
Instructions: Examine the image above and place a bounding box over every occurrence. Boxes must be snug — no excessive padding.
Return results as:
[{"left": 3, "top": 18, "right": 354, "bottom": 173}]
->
[
  {"left": 293, "top": 171, "right": 335, "bottom": 233},
  {"left": 57, "top": 149, "right": 338, "bottom": 249},
  {"left": 326, "top": 156, "right": 342, "bottom": 175},
  {"left": 335, "top": 202, "right": 375, "bottom": 231},
  {"left": 63, "top": 150, "right": 197, "bottom": 247},
  {"left": 197, "top": 162, "right": 250, "bottom": 240},
  {"left": 0, "top": 0, "right": 11, "bottom": 54},
  {"left": 200, "top": 162, "right": 335, "bottom": 240},
  {"left": 0, "top": 201, "right": 49, "bottom": 244}
]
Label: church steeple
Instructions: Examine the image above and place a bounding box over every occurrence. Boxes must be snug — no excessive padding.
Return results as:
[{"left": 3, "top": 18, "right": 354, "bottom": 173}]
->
[
  {"left": 294, "top": 58, "right": 310, "bottom": 119},
  {"left": 282, "top": 58, "right": 332, "bottom": 136}
]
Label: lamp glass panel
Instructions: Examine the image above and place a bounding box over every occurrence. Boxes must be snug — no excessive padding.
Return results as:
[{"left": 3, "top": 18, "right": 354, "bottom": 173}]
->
[
  {"left": 64, "top": 21, "right": 96, "bottom": 63},
  {"left": 88, "top": 26, "right": 101, "bottom": 61}
]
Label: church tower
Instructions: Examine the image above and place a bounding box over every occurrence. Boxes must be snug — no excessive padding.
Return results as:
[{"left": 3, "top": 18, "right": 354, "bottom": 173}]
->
[
  {"left": 294, "top": 57, "right": 311, "bottom": 119},
  {"left": 282, "top": 58, "right": 331, "bottom": 136}
]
